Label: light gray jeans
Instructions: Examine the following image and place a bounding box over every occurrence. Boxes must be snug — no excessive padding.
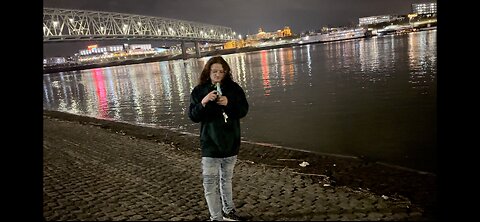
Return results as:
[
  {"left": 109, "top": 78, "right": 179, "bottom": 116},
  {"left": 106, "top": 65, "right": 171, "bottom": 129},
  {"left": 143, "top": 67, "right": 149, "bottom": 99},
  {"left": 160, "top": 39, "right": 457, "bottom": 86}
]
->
[{"left": 201, "top": 155, "right": 237, "bottom": 221}]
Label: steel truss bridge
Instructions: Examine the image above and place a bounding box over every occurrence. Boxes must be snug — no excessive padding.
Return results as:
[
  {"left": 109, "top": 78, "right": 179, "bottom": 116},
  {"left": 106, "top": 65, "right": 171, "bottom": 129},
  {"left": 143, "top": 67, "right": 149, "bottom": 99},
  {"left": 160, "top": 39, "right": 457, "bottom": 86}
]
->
[
  {"left": 43, "top": 8, "right": 236, "bottom": 43},
  {"left": 43, "top": 8, "right": 237, "bottom": 58}
]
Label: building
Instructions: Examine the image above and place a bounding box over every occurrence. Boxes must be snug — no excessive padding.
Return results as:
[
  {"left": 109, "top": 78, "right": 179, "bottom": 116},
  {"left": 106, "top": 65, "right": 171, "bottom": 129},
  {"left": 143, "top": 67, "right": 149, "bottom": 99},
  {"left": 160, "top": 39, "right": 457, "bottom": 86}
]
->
[
  {"left": 127, "top": 44, "right": 154, "bottom": 55},
  {"left": 277, "top": 26, "right": 292, "bottom": 37},
  {"left": 358, "top": 15, "right": 403, "bottom": 26},
  {"left": 224, "top": 40, "right": 246, "bottom": 49},
  {"left": 79, "top": 44, "right": 125, "bottom": 56},
  {"left": 412, "top": 2, "right": 437, "bottom": 15},
  {"left": 248, "top": 26, "right": 293, "bottom": 41}
]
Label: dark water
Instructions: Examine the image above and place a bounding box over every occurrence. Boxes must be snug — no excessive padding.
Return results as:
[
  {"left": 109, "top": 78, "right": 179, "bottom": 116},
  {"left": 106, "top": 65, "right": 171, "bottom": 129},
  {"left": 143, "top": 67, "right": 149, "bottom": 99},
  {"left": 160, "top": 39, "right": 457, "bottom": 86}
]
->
[{"left": 43, "top": 30, "right": 437, "bottom": 173}]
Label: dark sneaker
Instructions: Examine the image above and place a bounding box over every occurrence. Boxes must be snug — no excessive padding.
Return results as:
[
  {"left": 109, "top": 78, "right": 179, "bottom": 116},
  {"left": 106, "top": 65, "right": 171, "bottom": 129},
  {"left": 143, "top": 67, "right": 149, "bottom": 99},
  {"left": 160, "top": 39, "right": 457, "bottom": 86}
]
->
[{"left": 223, "top": 209, "right": 244, "bottom": 221}]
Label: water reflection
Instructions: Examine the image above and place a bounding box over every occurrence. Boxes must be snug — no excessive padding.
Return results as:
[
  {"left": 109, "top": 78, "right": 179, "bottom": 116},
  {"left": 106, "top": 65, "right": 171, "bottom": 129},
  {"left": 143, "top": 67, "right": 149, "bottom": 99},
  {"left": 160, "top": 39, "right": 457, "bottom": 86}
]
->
[
  {"left": 260, "top": 50, "right": 271, "bottom": 96},
  {"left": 279, "top": 47, "right": 296, "bottom": 87},
  {"left": 408, "top": 30, "right": 437, "bottom": 94},
  {"left": 91, "top": 69, "right": 110, "bottom": 119},
  {"left": 305, "top": 45, "right": 312, "bottom": 80},
  {"left": 43, "top": 31, "right": 437, "bottom": 172}
]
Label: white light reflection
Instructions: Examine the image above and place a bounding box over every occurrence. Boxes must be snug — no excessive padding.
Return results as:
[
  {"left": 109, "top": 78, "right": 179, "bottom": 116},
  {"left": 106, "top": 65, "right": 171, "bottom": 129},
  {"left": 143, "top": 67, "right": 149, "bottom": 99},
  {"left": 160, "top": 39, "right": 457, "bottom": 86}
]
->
[
  {"left": 272, "top": 49, "right": 279, "bottom": 82},
  {"left": 128, "top": 65, "right": 144, "bottom": 123},
  {"left": 360, "top": 37, "right": 380, "bottom": 73},
  {"left": 239, "top": 54, "right": 247, "bottom": 88},
  {"left": 389, "top": 35, "right": 396, "bottom": 64},
  {"left": 407, "top": 30, "right": 437, "bottom": 94},
  {"left": 172, "top": 60, "right": 186, "bottom": 108},
  {"left": 64, "top": 74, "right": 74, "bottom": 110},
  {"left": 43, "top": 75, "right": 52, "bottom": 105},
  {"left": 70, "top": 74, "right": 82, "bottom": 113},
  {"left": 306, "top": 44, "right": 312, "bottom": 78},
  {"left": 224, "top": 54, "right": 248, "bottom": 90},
  {"left": 103, "top": 67, "right": 121, "bottom": 120},
  {"left": 184, "top": 60, "right": 196, "bottom": 93},
  {"left": 233, "top": 56, "right": 242, "bottom": 84},
  {"left": 56, "top": 73, "right": 70, "bottom": 112},
  {"left": 277, "top": 47, "right": 295, "bottom": 88},
  {"left": 162, "top": 61, "right": 174, "bottom": 113},
  {"left": 279, "top": 48, "right": 286, "bottom": 86},
  {"left": 81, "top": 69, "right": 98, "bottom": 115},
  {"left": 146, "top": 64, "right": 161, "bottom": 123}
]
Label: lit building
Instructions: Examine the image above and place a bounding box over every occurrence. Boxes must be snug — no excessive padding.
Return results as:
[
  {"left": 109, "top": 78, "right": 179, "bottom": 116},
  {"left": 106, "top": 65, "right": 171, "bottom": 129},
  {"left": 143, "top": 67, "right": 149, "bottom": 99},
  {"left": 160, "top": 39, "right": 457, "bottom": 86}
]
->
[
  {"left": 248, "top": 26, "right": 293, "bottom": 41},
  {"left": 223, "top": 39, "right": 246, "bottom": 49},
  {"left": 277, "top": 26, "right": 292, "bottom": 37},
  {"left": 412, "top": 2, "right": 437, "bottom": 15},
  {"left": 128, "top": 44, "right": 154, "bottom": 55},
  {"left": 359, "top": 15, "right": 403, "bottom": 26},
  {"left": 255, "top": 27, "right": 273, "bottom": 40},
  {"left": 79, "top": 44, "right": 124, "bottom": 56}
]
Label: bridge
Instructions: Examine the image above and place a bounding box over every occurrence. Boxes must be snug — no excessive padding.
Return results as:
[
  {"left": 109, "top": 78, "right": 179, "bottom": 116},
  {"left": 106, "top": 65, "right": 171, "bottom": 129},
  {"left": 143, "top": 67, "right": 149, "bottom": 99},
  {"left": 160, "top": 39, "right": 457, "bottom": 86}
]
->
[{"left": 43, "top": 8, "right": 237, "bottom": 58}]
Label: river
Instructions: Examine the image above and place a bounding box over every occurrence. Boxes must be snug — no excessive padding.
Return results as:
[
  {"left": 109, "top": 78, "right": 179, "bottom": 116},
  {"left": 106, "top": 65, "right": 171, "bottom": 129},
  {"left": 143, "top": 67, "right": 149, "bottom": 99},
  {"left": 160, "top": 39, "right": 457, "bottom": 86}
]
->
[{"left": 43, "top": 30, "right": 437, "bottom": 173}]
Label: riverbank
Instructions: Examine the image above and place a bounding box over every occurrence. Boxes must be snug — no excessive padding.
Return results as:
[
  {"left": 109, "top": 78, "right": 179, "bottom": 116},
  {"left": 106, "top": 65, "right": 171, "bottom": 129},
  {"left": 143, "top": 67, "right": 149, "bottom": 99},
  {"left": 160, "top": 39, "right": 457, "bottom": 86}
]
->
[
  {"left": 43, "top": 43, "right": 298, "bottom": 74},
  {"left": 43, "top": 110, "right": 436, "bottom": 220}
]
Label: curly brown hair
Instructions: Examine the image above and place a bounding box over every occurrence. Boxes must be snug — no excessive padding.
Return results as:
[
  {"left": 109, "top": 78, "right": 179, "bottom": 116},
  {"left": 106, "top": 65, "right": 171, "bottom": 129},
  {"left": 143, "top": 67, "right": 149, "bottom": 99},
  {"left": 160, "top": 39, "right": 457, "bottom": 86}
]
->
[{"left": 198, "top": 56, "right": 233, "bottom": 85}]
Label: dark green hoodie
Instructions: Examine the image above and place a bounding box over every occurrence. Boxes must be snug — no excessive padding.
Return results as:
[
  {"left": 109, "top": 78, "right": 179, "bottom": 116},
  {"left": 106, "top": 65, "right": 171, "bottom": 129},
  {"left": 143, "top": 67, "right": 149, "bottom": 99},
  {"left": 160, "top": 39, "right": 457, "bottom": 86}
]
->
[{"left": 188, "top": 81, "right": 249, "bottom": 158}]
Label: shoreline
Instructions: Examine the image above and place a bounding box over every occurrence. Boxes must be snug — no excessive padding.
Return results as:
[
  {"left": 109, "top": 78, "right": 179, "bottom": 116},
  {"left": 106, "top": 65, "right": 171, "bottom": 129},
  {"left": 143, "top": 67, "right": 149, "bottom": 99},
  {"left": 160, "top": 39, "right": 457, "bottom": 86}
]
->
[
  {"left": 43, "top": 28, "right": 437, "bottom": 75},
  {"left": 42, "top": 43, "right": 298, "bottom": 74},
  {"left": 43, "top": 110, "right": 437, "bottom": 219},
  {"left": 240, "top": 140, "right": 435, "bottom": 176}
]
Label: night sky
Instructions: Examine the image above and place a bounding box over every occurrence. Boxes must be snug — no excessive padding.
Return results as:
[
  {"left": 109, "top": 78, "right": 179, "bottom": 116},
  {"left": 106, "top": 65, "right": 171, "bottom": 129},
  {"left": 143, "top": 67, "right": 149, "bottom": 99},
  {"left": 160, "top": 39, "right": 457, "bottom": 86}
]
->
[{"left": 43, "top": 0, "right": 435, "bottom": 57}]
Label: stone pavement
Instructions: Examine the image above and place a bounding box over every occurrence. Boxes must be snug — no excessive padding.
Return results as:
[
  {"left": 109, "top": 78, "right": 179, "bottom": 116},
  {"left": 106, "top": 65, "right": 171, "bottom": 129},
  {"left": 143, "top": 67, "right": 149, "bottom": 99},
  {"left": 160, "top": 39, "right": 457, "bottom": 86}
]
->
[{"left": 43, "top": 115, "right": 428, "bottom": 221}]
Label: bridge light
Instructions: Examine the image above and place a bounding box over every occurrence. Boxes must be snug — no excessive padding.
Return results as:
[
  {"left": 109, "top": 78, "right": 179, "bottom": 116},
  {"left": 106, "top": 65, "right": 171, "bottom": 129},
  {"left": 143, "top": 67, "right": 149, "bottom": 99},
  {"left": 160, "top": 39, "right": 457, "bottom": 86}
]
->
[
  {"left": 181, "top": 26, "right": 184, "bottom": 29},
  {"left": 69, "top": 18, "right": 74, "bottom": 23},
  {"left": 53, "top": 21, "right": 59, "bottom": 27},
  {"left": 210, "top": 29, "right": 213, "bottom": 33},
  {"left": 137, "top": 22, "right": 142, "bottom": 26},
  {"left": 238, "top": 34, "right": 242, "bottom": 39},
  {"left": 233, "top": 32, "right": 236, "bottom": 35}
]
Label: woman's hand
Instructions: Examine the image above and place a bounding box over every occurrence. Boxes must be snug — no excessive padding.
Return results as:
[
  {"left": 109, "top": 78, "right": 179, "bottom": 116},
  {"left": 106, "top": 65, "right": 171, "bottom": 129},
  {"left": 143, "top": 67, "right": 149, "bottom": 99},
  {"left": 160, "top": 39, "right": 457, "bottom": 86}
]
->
[
  {"left": 201, "top": 91, "right": 218, "bottom": 107},
  {"left": 216, "top": 96, "right": 228, "bottom": 106}
]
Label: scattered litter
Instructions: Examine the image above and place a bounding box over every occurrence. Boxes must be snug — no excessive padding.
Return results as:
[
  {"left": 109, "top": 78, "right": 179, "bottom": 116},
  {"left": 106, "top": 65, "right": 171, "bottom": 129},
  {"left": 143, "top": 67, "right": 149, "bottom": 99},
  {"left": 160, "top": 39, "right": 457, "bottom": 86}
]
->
[
  {"left": 381, "top": 195, "right": 389, "bottom": 200},
  {"left": 323, "top": 183, "right": 331, "bottom": 187},
  {"left": 299, "top": 161, "right": 310, "bottom": 167},
  {"left": 246, "top": 160, "right": 255, "bottom": 164},
  {"left": 333, "top": 164, "right": 336, "bottom": 167}
]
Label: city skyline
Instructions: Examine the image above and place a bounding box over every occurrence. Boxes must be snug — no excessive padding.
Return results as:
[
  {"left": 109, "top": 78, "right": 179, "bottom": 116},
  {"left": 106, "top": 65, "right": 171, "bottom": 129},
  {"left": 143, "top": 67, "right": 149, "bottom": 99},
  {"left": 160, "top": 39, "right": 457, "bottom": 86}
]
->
[{"left": 43, "top": 0, "right": 436, "bottom": 57}]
